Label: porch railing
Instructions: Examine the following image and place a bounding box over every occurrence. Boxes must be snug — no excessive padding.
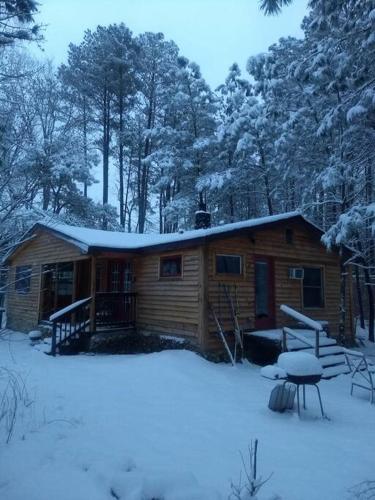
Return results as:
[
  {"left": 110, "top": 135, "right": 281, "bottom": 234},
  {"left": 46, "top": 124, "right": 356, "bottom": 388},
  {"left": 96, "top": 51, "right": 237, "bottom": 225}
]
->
[
  {"left": 50, "top": 297, "right": 92, "bottom": 356},
  {"left": 95, "top": 292, "right": 136, "bottom": 329},
  {"left": 280, "top": 304, "right": 324, "bottom": 358}
]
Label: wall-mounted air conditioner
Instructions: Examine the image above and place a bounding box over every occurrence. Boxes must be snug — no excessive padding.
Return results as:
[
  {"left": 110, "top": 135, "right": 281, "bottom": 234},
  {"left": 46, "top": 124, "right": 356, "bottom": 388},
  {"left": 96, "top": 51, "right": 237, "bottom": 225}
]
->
[{"left": 288, "top": 267, "right": 304, "bottom": 280}]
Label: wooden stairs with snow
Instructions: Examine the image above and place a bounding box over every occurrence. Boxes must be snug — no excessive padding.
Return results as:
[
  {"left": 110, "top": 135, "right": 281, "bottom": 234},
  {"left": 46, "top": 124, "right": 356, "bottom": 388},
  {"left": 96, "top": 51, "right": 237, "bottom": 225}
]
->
[
  {"left": 284, "top": 330, "right": 350, "bottom": 379},
  {"left": 280, "top": 305, "right": 350, "bottom": 379}
]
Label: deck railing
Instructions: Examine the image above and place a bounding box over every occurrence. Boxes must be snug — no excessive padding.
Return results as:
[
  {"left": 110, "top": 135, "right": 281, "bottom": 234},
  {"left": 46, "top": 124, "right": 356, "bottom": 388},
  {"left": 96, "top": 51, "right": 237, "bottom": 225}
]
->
[
  {"left": 280, "top": 304, "right": 324, "bottom": 357},
  {"left": 95, "top": 292, "right": 136, "bottom": 328},
  {"left": 50, "top": 297, "right": 92, "bottom": 356}
]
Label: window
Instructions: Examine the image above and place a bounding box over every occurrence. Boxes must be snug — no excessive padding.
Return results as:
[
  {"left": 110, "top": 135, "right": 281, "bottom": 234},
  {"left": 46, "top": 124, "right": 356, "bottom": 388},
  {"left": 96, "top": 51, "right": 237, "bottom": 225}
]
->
[
  {"left": 285, "top": 228, "right": 294, "bottom": 244},
  {"left": 216, "top": 254, "right": 242, "bottom": 275},
  {"left": 110, "top": 262, "right": 121, "bottom": 291},
  {"left": 160, "top": 255, "right": 182, "bottom": 278},
  {"left": 96, "top": 262, "right": 105, "bottom": 292},
  {"left": 0, "top": 267, "right": 8, "bottom": 308},
  {"left": 303, "top": 267, "right": 324, "bottom": 308},
  {"left": 255, "top": 261, "right": 269, "bottom": 317},
  {"left": 123, "top": 262, "right": 132, "bottom": 291},
  {"left": 56, "top": 263, "right": 73, "bottom": 296},
  {"left": 15, "top": 266, "right": 32, "bottom": 294}
]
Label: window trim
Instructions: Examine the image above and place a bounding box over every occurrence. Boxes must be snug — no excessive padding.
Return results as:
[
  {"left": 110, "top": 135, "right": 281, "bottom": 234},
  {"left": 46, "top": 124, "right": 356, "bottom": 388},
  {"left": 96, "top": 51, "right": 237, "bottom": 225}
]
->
[
  {"left": 215, "top": 253, "right": 243, "bottom": 277},
  {"left": 159, "top": 254, "right": 183, "bottom": 279},
  {"left": 302, "top": 266, "right": 325, "bottom": 309},
  {"left": 15, "top": 265, "right": 32, "bottom": 294}
]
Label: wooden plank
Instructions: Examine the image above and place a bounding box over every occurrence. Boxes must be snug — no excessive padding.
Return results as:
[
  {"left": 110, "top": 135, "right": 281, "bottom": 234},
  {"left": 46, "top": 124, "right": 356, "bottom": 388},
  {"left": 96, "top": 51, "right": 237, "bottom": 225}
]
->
[
  {"left": 89, "top": 256, "right": 96, "bottom": 332},
  {"left": 135, "top": 248, "right": 200, "bottom": 339}
]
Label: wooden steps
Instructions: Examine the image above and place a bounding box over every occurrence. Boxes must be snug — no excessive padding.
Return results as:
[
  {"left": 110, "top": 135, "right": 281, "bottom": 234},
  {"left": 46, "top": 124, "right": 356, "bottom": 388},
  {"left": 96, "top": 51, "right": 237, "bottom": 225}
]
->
[
  {"left": 288, "top": 337, "right": 337, "bottom": 351},
  {"left": 279, "top": 306, "right": 349, "bottom": 380},
  {"left": 286, "top": 333, "right": 348, "bottom": 379},
  {"left": 322, "top": 364, "right": 351, "bottom": 378}
]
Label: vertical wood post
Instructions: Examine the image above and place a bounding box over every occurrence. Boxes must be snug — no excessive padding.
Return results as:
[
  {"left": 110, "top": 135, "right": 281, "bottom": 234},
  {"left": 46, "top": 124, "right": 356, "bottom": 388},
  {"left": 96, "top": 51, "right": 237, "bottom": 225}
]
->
[
  {"left": 72, "top": 261, "right": 78, "bottom": 326},
  {"left": 72, "top": 261, "right": 78, "bottom": 302},
  {"left": 89, "top": 256, "right": 97, "bottom": 333},
  {"left": 315, "top": 329, "right": 320, "bottom": 358},
  {"left": 51, "top": 321, "right": 57, "bottom": 357},
  {"left": 198, "top": 244, "right": 209, "bottom": 351},
  {"left": 348, "top": 264, "right": 355, "bottom": 341},
  {"left": 282, "top": 328, "right": 287, "bottom": 352}
]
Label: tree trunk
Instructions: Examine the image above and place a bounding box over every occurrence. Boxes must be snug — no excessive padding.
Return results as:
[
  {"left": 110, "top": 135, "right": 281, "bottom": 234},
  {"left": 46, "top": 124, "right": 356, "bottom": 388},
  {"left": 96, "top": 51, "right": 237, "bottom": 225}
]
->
[
  {"left": 229, "top": 195, "right": 234, "bottom": 223},
  {"left": 118, "top": 69, "right": 125, "bottom": 227},
  {"left": 83, "top": 96, "right": 88, "bottom": 198},
  {"left": 138, "top": 81, "right": 155, "bottom": 233},
  {"left": 42, "top": 181, "right": 50, "bottom": 211},
  {"left": 102, "top": 87, "right": 110, "bottom": 229},
  {"left": 339, "top": 246, "right": 346, "bottom": 344},
  {"left": 364, "top": 267, "right": 374, "bottom": 342},
  {"left": 357, "top": 248, "right": 374, "bottom": 343},
  {"left": 355, "top": 265, "right": 365, "bottom": 330}
]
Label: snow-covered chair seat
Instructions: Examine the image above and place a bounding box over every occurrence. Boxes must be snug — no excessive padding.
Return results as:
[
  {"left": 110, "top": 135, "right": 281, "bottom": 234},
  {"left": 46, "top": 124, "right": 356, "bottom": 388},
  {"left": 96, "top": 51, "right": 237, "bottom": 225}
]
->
[
  {"left": 278, "top": 352, "right": 323, "bottom": 384},
  {"left": 277, "top": 352, "right": 325, "bottom": 417},
  {"left": 344, "top": 349, "right": 375, "bottom": 404}
]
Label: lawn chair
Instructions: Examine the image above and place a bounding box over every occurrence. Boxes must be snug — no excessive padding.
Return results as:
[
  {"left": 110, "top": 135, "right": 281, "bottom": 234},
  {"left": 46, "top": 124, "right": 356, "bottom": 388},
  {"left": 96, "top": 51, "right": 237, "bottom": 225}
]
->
[{"left": 344, "top": 349, "right": 375, "bottom": 404}]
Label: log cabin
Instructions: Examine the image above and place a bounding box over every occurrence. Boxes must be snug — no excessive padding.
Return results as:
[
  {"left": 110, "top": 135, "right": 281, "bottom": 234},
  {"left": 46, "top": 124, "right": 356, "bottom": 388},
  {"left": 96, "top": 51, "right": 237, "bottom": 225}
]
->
[{"left": 2, "top": 211, "right": 354, "bottom": 356}]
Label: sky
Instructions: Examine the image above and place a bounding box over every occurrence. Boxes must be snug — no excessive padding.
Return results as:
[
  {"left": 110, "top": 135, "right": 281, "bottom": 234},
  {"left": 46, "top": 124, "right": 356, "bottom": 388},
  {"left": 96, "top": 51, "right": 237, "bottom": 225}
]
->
[
  {"left": 34, "top": 0, "right": 308, "bottom": 89},
  {"left": 31, "top": 0, "right": 308, "bottom": 208}
]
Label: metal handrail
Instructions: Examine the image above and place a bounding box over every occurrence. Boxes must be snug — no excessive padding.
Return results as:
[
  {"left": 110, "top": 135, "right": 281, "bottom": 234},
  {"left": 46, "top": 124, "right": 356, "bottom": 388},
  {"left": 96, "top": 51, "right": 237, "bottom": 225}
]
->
[
  {"left": 281, "top": 305, "right": 323, "bottom": 357},
  {"left": 50, "top": 297, "right": 92, "bottom": 356}
]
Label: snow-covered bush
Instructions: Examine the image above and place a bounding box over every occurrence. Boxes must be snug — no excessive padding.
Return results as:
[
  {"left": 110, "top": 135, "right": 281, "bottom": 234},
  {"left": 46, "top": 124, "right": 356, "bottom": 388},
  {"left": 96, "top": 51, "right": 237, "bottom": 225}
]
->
[
  {"left": 229, "top": 439, "right": 279, "bottom": 500},
  {"left": 0, "top": 367, "right": 32, "bottom": 443}
]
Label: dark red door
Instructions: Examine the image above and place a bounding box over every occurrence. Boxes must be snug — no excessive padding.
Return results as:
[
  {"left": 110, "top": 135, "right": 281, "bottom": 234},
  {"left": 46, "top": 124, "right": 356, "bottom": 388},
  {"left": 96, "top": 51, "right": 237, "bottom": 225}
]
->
[
  {"left": 107, "top": 261, "right": 133, "bottom": 324},
  {"left": 254, "top": 256, "right": 275, "bottom": 330}
]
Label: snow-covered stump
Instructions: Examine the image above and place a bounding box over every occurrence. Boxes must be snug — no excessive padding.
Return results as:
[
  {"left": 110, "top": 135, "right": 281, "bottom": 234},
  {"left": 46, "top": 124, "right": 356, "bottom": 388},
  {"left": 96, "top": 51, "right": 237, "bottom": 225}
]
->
[{"left": 28, "top": 330, "right": 42, "bottom": 345}]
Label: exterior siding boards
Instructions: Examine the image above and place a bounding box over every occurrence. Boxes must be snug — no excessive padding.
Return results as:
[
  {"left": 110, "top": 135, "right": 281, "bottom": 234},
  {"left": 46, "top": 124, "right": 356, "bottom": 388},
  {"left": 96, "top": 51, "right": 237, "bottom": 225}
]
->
[
  {"left": 4, "top": 220, "right": 353, "bottom": 356},
  {"left": 135, "top": 249, "right": 200, "bottom": 342},
  {"left": 205, "top": 222, "right": 353, "bottom": 352},
  {"left": 6, "top": 231, "right": 86, "bottom": 331}
]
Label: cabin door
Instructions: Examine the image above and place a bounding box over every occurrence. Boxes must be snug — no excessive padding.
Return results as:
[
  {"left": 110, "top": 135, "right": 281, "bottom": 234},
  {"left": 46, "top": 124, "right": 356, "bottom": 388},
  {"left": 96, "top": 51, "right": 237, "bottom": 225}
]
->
[
  {"left": 76, "top": 260, "right": 91, "bottom": 299},
  {"left": 254, "top": 256, "right": 275, "bottom": 330},
  {"left": 107, "top": 261, "right": 132, "bottom": 323},
  {"left": 40, "top": 262, "right": 74, "bottom": 320}
]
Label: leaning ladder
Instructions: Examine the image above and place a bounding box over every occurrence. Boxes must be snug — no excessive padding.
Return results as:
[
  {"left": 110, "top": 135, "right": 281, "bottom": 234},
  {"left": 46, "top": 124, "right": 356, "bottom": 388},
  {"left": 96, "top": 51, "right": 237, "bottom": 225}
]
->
[
  {"left": 209, "top": 303, "right": 235, "bottom": 366},
  {"left": 222, "top": 283, "right": 244, "bottom": 360}
]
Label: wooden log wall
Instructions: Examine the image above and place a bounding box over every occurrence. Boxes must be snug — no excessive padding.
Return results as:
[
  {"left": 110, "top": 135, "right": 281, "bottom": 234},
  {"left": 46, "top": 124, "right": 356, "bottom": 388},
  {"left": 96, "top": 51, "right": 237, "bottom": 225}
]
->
[
  {"left": 135, "top": 248, "right": 201, "bottom": 343},
  {"left": 6, "top": 231, "right": 87, "bottom": 332},
  {"left": 205, "top": 221, "right": 354, "bottom": 352}
]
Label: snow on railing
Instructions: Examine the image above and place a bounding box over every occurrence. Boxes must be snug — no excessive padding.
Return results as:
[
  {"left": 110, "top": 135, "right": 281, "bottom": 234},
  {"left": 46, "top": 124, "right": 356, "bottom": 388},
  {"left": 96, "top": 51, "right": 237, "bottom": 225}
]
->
[
  {"left": 49, "top": 297, "right": 91, "bottom": 322},
  {"left": 280, "top": 305, "right": 323, "bottom": 357},
  {"left": 282, "top": 327, "right": 315, "bottom": 349},
  {"left": 280, "top": 305, "right": 323, "bottom": 332},
  {"left": 50, "top": 297, "right": 92, "bottom": 356}
]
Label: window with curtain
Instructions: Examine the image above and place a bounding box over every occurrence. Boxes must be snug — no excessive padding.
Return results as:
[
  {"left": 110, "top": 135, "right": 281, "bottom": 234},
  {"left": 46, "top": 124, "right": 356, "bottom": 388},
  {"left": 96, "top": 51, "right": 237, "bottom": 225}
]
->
[{"left": 160, "top": 256, "right": 182, "bottom": 278}]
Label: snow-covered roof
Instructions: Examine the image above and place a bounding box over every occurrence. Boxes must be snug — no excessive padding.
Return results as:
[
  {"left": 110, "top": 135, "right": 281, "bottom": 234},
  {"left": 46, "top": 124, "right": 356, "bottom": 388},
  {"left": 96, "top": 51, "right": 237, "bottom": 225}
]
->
[
  {"left": 37, "top": 211, "right": 311, "bottom": 253},
  {"left": 5, "top": 211, "right": 323, "bottom": 261}
]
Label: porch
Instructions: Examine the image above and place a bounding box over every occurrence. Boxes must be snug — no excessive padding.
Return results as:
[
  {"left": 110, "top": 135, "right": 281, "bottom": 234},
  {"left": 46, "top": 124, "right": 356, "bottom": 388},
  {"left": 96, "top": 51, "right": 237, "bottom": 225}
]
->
[{"left": 38, "top": 256, "right": 137, "bottom": 355}]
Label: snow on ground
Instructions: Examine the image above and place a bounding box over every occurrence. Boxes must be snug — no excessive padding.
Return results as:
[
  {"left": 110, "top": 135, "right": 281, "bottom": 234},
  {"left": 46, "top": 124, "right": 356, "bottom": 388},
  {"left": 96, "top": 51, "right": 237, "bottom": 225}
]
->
[{"left": 0, "top": 332, "right": 374, "bottom": 500}]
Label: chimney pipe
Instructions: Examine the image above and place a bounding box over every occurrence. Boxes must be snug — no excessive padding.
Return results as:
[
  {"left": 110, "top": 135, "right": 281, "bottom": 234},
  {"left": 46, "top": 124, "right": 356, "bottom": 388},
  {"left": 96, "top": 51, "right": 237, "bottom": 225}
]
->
[{"left": 195, "top": 202, "right": 211, "bottom": 230}]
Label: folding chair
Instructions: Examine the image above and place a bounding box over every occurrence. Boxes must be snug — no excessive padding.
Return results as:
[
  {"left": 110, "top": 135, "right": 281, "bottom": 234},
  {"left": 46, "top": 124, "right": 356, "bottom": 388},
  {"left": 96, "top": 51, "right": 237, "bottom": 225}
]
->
[{"left": 344, "top": 349, "right": 375, "bottom": 404}]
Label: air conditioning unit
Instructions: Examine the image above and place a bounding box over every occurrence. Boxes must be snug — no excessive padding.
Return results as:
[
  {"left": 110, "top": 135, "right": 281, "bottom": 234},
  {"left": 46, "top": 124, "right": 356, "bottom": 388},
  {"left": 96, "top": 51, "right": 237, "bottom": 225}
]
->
[{"left": 288, "top": 267, "right": 304, "bottom": 280}]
